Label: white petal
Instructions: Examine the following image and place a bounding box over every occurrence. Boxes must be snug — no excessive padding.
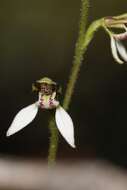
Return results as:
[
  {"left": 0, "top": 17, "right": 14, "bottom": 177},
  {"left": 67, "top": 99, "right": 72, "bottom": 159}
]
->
[
  {"left": 110, "top": 36, "right": 124, "bottom": 64},
  {"left": 116, "top": 40, "right": 127, "bottom": 62},
  {"left": 55, "top": 106, "right": 75, "bottom": 148},
  {"left": 6, "top": 102, "right": 39, "bottom": 137}
]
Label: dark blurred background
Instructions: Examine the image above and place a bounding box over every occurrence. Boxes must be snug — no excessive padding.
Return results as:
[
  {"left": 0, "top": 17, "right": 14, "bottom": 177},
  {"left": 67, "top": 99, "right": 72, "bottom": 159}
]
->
[{"left": 0, "top": 0, "right": 127, "bottom": 167}]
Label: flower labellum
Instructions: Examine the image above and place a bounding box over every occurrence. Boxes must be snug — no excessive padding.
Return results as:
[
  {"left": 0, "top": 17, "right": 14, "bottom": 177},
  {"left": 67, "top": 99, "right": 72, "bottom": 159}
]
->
[{"left": 7, "top": 77, "right": 75, "bottom": 148}]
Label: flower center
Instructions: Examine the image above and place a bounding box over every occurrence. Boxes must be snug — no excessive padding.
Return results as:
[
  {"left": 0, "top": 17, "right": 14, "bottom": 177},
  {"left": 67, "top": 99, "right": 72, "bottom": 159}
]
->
[{"left": 40, "top": 83, "right": 55, "bottom": 95}]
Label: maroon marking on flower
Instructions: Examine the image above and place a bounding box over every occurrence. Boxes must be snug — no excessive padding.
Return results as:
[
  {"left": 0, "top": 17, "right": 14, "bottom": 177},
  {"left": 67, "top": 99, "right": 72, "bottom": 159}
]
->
[
  {"left": 49, "top": 98, "right": 55, "bottom": 108},
  {"left": 39, "top": 102, "right": 44, "bottom": 109},
  {"left": 39, "top": 98, "right": 45, "bottom": 109}
]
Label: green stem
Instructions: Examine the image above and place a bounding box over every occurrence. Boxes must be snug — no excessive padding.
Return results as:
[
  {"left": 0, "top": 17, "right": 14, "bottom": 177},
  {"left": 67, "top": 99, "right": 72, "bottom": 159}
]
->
[
  {"left": 48, "top": 117, "right": 59, "bottom": 167},
  {"left": 63, "top": 0, "right": 90, "bottom": 110},
  {"left": 63, "top": 18, "right": 104, "bottom": 109},
  {"left": 79, "top": 0, "right": 90, "bottom": 37},
  {"left": 47, "top": 1, "right": 104, "bottom": 167},
  {"left": 48, "top": 0, "right": 90, "bottom": 167}
]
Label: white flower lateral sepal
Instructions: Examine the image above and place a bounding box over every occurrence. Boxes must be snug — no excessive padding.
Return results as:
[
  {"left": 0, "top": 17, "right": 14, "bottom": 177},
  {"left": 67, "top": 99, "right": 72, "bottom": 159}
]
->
[
  {"left": 55, "top": 106, "right": 75, "bottom": 148},
  {"left": 6, "top": 103, "right": 75, "bottom": 148},
  {"left": 6, "top": 102, "right": 39, "bottom": 137},
  {"left": 6, "top": 77, "right": 75, "bottom": 148}
]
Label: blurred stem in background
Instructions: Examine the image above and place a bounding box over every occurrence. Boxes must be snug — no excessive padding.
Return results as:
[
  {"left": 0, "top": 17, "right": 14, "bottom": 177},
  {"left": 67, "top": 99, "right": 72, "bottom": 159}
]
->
[{"left": 48, "top": 0, "right": 104, "bottom": 166}]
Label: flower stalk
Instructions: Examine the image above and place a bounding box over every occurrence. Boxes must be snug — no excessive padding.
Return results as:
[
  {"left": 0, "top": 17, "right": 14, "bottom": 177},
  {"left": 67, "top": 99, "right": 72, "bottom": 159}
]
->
[
  {"left": 47, "top": 0, "right": 105, "bottom": 167},
  {"left": 63, "top": 18, "right": 104, "bottom": 110},
  {"left": 48, "top": 117, "right": 59, "bottom": 166},
  {"left": 63, "top": 0, "right": 90, "bottom": 110},
  {"left": 48, "top": 0, "right": 90, "bottom": 166}
]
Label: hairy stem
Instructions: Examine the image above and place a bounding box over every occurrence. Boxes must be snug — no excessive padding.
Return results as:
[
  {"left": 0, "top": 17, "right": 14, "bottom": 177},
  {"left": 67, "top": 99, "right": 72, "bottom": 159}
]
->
[
  {"left": 48, "top": 117, "right": 59, "bottom": 167},
  {"left": 48, "top": 1, "right": 104, "bottom": 167},
  {"left": 63, "top": 20, "right": 104, "bottom": 110},
  {"left": 63, "top": 0, "right": 89, "bottom": 110},
  {"left": 48, "top": 0, "right": 89, "bottom": 167}
]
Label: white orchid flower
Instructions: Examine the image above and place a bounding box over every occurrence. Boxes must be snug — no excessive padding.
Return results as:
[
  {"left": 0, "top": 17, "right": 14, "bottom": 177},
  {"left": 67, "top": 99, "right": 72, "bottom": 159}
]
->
[
  {"left": 103, "top": 15, "right": 127, "bottom": 64},
  {"left": 6, "top": 77, "right": 75, "bottom": 148}
]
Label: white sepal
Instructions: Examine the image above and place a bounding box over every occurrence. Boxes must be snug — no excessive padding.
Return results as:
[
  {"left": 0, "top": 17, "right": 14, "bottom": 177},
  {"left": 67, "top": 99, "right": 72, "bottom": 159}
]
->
[
  {"left": 6, "top": 102, "right": 39, "bottom": 137},
  {"left": 55, "top": 106, "right": 75, "bottom": 148},
  {"left": 116, "top": 40, "right": 127, "bottom": 62},
  {"left": 110, "top": 36, "right": 124, "bottom": 64}
]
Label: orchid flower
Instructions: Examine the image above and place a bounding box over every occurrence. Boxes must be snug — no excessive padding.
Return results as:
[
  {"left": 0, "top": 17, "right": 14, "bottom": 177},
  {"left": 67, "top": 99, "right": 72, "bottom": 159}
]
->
[
  {"left": 6, "top": 77, "right": 75, "bottom": 148},
  {"left": 103, "top": 15, "right": 127, "bottom": 64}
]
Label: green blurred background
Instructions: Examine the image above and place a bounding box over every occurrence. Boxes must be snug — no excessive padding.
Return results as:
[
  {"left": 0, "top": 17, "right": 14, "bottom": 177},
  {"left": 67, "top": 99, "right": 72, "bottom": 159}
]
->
[{"left": 0, "top": 0, "right": 127, "bottom": 166}]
